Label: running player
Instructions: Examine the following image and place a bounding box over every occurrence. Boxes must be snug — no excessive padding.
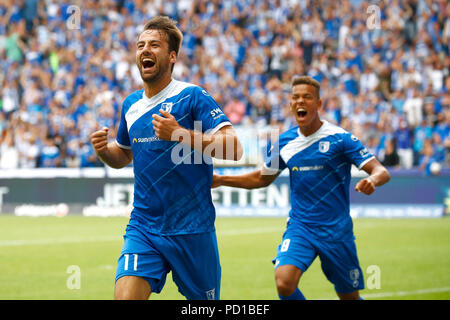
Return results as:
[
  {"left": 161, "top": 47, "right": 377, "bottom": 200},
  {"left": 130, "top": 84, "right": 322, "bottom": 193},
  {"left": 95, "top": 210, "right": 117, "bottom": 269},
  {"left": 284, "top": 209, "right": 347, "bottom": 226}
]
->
[{"left": 212, "top": 76, "right": 390, "bottom": 300}]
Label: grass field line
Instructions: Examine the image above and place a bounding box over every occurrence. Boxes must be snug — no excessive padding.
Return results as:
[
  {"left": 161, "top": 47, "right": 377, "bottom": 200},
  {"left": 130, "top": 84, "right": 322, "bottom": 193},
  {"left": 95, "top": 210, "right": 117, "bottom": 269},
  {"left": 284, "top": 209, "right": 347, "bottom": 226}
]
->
[
  {"left": 321, "top": 287, "right": 450, "bottom": 300},
  {"left": 0, "top": 226, "right": 283, "bottom": 247}
]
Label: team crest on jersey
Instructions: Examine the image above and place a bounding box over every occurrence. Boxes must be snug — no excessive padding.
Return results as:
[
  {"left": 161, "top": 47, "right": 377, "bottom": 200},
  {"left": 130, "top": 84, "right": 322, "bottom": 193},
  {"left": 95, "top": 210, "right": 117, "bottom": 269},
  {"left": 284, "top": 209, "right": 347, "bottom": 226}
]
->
[
  {"left": 319, "top": 141, "right": 330, "bottom": 153},
  {"left": 161, "top": 102, "right": 173, "bottom": 113}
]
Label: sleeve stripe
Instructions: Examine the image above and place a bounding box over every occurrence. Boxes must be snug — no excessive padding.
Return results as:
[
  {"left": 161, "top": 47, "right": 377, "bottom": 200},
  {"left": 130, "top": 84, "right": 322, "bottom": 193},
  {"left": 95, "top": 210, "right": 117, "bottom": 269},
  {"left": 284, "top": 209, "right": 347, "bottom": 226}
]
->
[
  {"left": 261, "top": 163, "right": 282, "bottom": 175},
  {"left": 116, "top": 140, "right": 132, "bottom": 150},
  {"left": 358, "top": 156, "right": 375, "bottom": 170},
  {"left": 207, "top": 121, "right": 233, "bottom": 135}
]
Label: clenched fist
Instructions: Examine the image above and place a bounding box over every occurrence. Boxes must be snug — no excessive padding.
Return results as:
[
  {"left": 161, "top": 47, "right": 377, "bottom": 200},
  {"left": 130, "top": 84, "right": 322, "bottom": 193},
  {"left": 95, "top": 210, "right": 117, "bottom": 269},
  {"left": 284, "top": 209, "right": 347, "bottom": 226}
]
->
[
  {"left": 152, "top": 109, "right": 185, "bottom": 141},
  {"left": 355, "top": 176, "right": 376, "bottom": 195},
  {"left": 91, "top": 127, "right": 109, "bottom": 154}
]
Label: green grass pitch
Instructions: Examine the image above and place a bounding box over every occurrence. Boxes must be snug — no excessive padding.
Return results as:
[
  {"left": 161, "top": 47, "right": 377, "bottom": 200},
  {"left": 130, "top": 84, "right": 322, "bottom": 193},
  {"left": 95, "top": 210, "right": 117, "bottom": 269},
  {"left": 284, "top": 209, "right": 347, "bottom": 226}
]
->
[{"left": 0, "top": 215, "right": 449, "bottom": 300}]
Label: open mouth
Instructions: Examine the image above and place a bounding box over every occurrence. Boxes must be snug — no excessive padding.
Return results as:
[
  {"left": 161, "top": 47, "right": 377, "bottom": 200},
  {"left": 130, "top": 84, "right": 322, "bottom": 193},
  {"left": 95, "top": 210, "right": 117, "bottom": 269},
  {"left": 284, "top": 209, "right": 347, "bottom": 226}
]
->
[
  {"left": 141, "top": 58, "right": 155, "bottom": 70},
  {"left": 297, "top": 108, "right": 307, "bottom": 118}
]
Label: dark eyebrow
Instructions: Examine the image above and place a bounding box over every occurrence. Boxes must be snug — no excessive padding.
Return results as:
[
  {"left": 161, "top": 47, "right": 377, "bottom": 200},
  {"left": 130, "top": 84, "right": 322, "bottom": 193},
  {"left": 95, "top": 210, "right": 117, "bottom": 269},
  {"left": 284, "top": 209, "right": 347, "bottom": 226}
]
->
[
  {"left": 292, "top": 92, "right": 314, "bottom": 98},
  {"left": 136, "top": 39, "right": 162, "bottom": 47}
]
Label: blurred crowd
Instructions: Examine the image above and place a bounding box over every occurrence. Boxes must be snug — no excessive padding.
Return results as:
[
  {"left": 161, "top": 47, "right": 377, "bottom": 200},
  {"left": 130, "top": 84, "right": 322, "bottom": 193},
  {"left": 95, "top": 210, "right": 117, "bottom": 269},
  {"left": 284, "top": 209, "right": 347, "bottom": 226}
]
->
[{"left": 0, "top": 0, "right": 449, "bottom": 175}]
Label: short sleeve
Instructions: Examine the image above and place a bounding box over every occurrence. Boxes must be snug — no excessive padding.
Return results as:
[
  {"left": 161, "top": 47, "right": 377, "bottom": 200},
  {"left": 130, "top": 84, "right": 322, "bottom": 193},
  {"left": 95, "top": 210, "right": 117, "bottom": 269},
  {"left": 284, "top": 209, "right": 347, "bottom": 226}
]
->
[
  {"left": 263, "top": 139, "right": 287, "bottom": 174},
  {"left": 115, "top": 100, "right": 131, "bottom": 149},
  {"left": 191, "top": 87, "right": 232, "bottom": 134},
  {"left": 343, "top": 133, "right": 375, "bottom": 169}
]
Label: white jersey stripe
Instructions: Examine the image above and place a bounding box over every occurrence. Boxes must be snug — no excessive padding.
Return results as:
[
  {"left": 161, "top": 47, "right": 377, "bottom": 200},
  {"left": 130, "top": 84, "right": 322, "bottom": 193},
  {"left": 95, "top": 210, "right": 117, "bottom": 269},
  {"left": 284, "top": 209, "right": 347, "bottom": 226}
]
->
[
  {"left": 125, "top": 79, "right": 196, "bottom": 131},
  {"left": 280, "top": 121, "right": 347, "bottom": 165}
]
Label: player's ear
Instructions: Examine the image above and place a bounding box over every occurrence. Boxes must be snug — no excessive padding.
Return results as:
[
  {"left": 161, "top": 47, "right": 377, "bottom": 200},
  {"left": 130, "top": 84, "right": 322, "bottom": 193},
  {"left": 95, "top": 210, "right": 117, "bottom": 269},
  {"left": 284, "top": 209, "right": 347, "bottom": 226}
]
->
[
  {"left": 169, "top": 51, "right": 177, "bottom": 65},
  {"left": 316, "top": 98, "right": 322, "bottom": 111}
]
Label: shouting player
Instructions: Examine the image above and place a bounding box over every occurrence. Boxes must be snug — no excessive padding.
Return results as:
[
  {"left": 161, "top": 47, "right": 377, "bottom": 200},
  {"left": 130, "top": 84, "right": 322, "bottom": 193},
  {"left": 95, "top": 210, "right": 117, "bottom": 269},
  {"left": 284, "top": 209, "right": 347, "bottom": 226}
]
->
[
  {"left": 212, "top": 76, "right": 390, "bottom": 300},
  {"left": 91, "top": 16, "right": 242, "bottom": 300}
]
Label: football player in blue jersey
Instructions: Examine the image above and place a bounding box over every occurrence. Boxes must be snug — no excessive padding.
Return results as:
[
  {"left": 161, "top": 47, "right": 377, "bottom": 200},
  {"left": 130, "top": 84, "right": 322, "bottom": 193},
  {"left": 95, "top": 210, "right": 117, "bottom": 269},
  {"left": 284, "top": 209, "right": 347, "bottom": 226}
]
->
[
  {"left": 212, "top": 76, "right": 390, "bottom": 300},
  {"left": 91, "top": 16, "right": 242, "bottom": 300}
]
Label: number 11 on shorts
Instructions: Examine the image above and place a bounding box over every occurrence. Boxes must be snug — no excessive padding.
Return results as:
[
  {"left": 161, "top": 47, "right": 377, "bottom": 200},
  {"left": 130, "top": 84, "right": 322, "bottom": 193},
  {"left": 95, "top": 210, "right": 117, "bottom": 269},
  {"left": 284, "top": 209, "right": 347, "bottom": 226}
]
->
[{"left": 124, "top": 254, "right": 138, "bottom": 271}]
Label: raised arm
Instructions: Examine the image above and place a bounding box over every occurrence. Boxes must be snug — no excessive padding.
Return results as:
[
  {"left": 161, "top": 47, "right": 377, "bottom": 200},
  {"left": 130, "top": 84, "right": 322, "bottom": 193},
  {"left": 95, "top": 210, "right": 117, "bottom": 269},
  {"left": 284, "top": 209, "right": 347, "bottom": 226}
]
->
[
  {"left": 355, "top": 158, "right": 390, "bottom": 195},
  {"left": 188, "top": 125, "right": 243, "bottom": 161},
  {"left": 91, "top": 127, "right": 133, "bottom": 169},
  {"left": 152, "top": 109, "right": 243, "bottom": 161}
]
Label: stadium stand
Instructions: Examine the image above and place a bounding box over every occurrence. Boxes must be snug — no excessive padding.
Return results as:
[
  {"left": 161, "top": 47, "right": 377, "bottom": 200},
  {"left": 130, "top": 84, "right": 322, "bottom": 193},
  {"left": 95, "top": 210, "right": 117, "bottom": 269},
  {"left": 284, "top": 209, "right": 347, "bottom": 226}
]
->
[{"left": 0, "top": 0, "right": 448, "bottom": 176}]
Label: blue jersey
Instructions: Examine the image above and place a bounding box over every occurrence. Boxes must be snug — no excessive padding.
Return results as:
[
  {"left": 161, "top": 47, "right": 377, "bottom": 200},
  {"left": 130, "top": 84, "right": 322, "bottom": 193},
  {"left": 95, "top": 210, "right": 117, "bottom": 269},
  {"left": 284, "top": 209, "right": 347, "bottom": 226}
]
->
[
  {"left": 265, "top": 120, "right": 375, "bottom": 241},
  {"left": 116, "top": 79, "right": 231, "bottom": 235}
]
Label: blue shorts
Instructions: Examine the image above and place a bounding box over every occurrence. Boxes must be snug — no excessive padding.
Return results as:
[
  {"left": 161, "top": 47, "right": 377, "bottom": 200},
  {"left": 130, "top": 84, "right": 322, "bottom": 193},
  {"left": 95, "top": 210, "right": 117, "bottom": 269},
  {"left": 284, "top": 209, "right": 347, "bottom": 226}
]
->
[
  {"left": 273, "top": 221, "right": 364, "bottom": 294},
  {"left": 115, "top": 220, "right": 221, "bottom": 300}
]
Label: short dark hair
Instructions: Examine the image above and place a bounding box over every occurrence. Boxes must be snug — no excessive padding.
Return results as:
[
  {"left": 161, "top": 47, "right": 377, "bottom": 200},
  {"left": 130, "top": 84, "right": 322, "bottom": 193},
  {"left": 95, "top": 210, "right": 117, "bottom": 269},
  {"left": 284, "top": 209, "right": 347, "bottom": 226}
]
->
[
  {"left": 291, "top": 76, "right": 321, "bottom": 98},
  {"left": 142, "top": 16, "right": 183, "bottom": 56}
]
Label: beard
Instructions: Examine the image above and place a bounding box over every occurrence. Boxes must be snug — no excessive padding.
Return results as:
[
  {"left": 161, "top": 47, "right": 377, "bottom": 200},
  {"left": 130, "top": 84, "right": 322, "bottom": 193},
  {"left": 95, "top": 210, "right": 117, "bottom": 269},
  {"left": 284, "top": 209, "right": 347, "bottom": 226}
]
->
[{"left": 138, "top": 57, "right": 171, "bottom": 84}]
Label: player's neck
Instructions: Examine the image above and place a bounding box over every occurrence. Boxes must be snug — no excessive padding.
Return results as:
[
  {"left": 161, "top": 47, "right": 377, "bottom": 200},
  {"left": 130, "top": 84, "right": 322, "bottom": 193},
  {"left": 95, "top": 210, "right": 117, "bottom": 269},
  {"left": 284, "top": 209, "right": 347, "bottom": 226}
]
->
[
  {"left": 143, "top": 74, "right": 173, "bottom": 99},
  {"left": 299, "top": 119, "right": 323, "bottom": 137}
]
